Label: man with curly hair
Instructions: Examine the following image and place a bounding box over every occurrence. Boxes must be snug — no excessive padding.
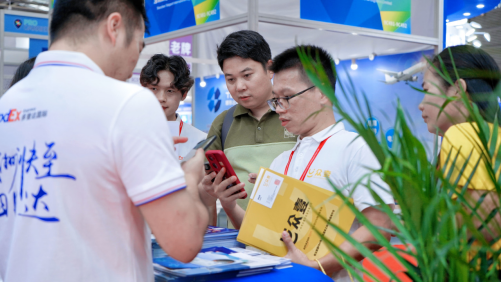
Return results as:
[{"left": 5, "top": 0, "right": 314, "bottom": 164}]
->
[{"left": 141, "top": 54, "right": 206, "bottom": 162}]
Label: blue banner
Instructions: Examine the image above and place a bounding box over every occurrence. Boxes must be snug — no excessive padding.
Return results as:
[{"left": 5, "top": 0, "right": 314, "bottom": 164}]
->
[
  {"left": 335, "top": 50, "right": 435, "bottom": 152},
  {"left": 145, "top": 0, "right": 220, "bottom": 38},
  {"left": 300, "top": 0, "right": 411, "bottom": 34},
  {"left": 193, "top": 76, "right": 237, "bottom": 132},
  {"left": 4, "top": 14, "right": 48, "bottom": 36},
  {"left": 29, "top": 38, "right": 48, "bottom": 59}
]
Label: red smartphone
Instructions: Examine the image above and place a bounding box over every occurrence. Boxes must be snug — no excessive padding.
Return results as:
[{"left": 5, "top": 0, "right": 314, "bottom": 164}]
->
[{"left": 205, "top": 150, "right": 247, "bottom": 199}]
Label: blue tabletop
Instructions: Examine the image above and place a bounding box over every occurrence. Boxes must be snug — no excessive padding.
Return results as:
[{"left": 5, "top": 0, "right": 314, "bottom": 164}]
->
[{"left": 216, "top": 263, "right": 332, "bottom": 282}]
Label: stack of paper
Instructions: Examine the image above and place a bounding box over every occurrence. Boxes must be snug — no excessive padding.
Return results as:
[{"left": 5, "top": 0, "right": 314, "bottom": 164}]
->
[
  {"left": 203, "top": 226, "right": 245, "bottom": 249},
  {"left": 152, "top": 226, "right": 245, "bottom": 259},
  {"left": 153, "top": 247, "right": 286, "bottom": 281}
]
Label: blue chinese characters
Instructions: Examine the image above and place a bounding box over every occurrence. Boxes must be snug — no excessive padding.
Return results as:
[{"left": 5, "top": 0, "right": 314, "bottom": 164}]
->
[{"left": 0, "top": 141, "right": 76, "bottom": 222}]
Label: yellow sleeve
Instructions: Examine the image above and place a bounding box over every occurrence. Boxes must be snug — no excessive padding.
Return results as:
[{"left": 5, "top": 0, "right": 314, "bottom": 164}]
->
[{"left": 440, "top": 123, "right": 497, "bottom": 191}]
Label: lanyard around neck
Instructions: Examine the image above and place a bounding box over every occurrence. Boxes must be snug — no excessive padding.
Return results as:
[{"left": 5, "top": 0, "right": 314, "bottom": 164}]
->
[
  {"left": 284, "top": 136, "right": 331, "bottom": 181},
  {"left": 179, "top": 120, "right": 184, "bottom": 136}
]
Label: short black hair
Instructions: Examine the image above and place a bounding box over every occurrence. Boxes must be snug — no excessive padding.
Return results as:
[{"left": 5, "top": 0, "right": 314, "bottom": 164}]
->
[
  {"left": 270, "top": 45, "right": 336, "bottom": 91},
  {"left": 216, "top": 30, "right": 271, "bottom": 70},
  {"left": 140, "top": 54, "right": 194, "bottom": 95},
  {"left": 50, "top": 0, "right": 148, "bottom": 44},
  {"left": 9, "top": 57, "right": 36, "bottom": 88},
  {"left": 432, "top": 45, "right": 501, "bottom": 122}
]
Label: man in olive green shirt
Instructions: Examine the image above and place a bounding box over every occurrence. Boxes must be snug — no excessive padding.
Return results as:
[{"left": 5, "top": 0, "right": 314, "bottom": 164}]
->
[{"left": 200, "top": 31, "right": 297, "bottom": 226}]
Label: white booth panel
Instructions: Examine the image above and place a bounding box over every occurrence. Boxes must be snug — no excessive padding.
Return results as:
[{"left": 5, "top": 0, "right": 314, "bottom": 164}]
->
[{"left": 4, "top": 49, "right": 29, "bottom": 65}]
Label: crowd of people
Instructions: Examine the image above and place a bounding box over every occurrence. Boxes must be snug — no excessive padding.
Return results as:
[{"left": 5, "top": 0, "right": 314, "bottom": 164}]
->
[{"left": 0, "top": 0, "right": 499, "bottom": 281}]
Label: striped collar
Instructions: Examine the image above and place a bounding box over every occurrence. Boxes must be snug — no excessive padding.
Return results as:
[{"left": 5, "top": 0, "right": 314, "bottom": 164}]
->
[{"left": 34, "top": 50, "right": 105, "bottom": 75}]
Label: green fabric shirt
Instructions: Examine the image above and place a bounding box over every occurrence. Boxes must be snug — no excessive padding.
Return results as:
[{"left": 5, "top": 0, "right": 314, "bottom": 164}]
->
[{"left": 207, "top": 104, "right": 297, "bottom": 213}]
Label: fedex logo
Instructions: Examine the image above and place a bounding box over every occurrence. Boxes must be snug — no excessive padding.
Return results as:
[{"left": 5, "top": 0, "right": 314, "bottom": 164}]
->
[
  {"left": 0, "top": 109, "right": 22, "bottom": 123},
  {"left": 0, "top": 108, "right": 47, "bottom": 123}
]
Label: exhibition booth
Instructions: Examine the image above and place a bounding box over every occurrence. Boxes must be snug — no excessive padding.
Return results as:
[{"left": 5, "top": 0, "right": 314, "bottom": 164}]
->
[
  {"left": 134, "top": 0, "right": 443, "bottom": 155},
  {"left": 0, "top": 1, "right": 499, "bottom": 281}
]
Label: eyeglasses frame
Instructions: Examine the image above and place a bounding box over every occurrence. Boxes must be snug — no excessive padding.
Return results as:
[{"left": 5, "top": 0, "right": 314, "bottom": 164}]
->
[{"left": 267, "top": 85, "right": 316, "bottom": 111}]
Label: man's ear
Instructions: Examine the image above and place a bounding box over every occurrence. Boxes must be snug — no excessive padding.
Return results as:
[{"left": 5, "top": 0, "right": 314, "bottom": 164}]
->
[
  {"left": 181, "top": 91, "right": 188, "bottom": 101},
  {"left": 315, "top": 87, "right": 333, "bottom": 106},
  {"left": 266, "top": 59, "right": 274, "bottom": 79},
  {"left": 105, "top": 12, "right": 123, "bottom": 46}
]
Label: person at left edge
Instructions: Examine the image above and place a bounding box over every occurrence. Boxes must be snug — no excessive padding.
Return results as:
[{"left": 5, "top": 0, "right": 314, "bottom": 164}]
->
[
  {"left": 8, "top": 57, "right": 36, "bottom": 88},
  {"left": 0, "top": 1, "right": 209, "bottom": 281},
  {"left": 140, "top": 54, "right": 207, "bottom": 162}
]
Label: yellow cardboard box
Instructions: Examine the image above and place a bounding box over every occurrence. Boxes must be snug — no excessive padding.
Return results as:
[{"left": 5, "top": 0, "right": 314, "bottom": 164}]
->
[{"left": 237, "top": 168, "right": 355, "bottom": 260}]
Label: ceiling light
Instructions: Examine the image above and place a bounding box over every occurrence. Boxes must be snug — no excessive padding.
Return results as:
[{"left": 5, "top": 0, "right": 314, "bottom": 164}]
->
[
  {"left": 476, "top": 4, "right": 485, "bottom": 8},
  {"left": 200, "top": 78, "right": 206, "bottom": 87},
  {"left": 352, "top": 32, "right": 358, "bottom": 36},
  {"left": 215, "top": 73, "right": 220, "bottom": 79},
  {"left": 447, "top": 19, "right": 468, "bottom": 26},
  {"left": 472, "top": 40, "right": 482, "bottom": 48},
  {"left": 466, "top": 28, "right": 476, "bottom": 36},
  {"left": 484, "top": 33, "right": 491, "bottom": 42},
  {"left": 470, "top": 21, "right": 482, "bottom": 28},
  {"left": 446, "top": 19, "right": 449, "bottom": 22},
  {"left": 351, "top": 59, "right": 358, "bottom": 70},
  {"left": 463, "top": 12, "right": 471, "bottom": 16},
  {"left": 369, "top": 53, "right": 375, "bottom": 61},
  {"left": 467, "top": 35, "right": 478, "bottom": 42},
  {"left": 334, "top": 58, "right": 340, "bottom": 65}
]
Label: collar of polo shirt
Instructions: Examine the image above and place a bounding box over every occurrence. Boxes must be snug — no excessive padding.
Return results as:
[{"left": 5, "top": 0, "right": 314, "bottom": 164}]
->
[
  {"left": 292, "top": 122, "right": 345, "bottom": 150},
  {"left": 34, "top": 51, "right": 105, "bottom": 76}
]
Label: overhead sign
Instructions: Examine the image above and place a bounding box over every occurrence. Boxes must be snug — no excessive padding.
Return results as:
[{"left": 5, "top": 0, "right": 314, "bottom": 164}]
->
[
  {"left": 193, "top": 76, "right": 237, "bottom": 132},
  {"left": 4, "top": 14, "right": 49, "bottom": 36},
  {"left": 145, "top": 0, "right": 220, "bottom": 38},
  {"left": 300, "top": 0, "right": 411, "bottom": 34},
  {"left": 169, "top": 35, "right": 193, "bottom": 71}
]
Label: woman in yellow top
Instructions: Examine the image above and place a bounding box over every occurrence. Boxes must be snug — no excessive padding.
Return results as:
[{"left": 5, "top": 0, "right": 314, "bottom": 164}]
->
[{"left": 419, "top": 45, "right": 500, "bottom": 244}]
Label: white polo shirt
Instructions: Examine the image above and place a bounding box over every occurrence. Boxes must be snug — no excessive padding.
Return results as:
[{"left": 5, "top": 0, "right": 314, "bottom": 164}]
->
[
  {"left": 269, "top": 122, "right": 394, "bottom": 282},
  {"left": 0, "top": 51, "right": 185, "bottom": 282},
  {"left": 168, "top": 114, "right": 207, "bottom": 162}
]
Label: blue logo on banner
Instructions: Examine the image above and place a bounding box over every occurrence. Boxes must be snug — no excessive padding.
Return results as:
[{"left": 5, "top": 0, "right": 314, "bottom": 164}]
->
[
  {"left": 366, "top": 117, "right": 380, "bottom": 135},
  {"left": 207, "top": 87, "right": 222, "bottom": 113},
  {"left": 5, "top": 14, "right": 48, "bottom": 35},
  {"left": 385, "top": 128, "right": 395, "bottom": 148}
]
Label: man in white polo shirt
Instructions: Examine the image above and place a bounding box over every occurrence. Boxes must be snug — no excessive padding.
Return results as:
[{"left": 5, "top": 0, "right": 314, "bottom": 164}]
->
[
  {"left": 209, "top": 45, "right": 394, "bottom": 281},
  {"left": 0, "top": 1, "right": 209, "bottom": 281},
  {"left": 140, "top": 54, "right": 207, "bottom": 162}
]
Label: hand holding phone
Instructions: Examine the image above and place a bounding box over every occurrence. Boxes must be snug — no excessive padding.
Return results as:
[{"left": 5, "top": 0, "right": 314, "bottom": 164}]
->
[{"left": 205, "top": 150, "right": 247, "bottom": 200}]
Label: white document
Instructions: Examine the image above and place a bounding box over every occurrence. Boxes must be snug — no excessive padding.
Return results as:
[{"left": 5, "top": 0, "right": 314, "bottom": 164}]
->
[{"left": 253, "top": 170, "right": 283, "bottom": 209}]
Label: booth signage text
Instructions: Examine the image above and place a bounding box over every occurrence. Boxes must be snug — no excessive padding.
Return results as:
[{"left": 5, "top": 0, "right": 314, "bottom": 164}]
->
[
  {"left": 145, "top": 0, "right": 220, "bottom": 38},
  {"left": 300, "top": 0, "right": 411, "bottom": 34},
  {"left": 4, "top": 14, "right": 49, "bottom": 36}
]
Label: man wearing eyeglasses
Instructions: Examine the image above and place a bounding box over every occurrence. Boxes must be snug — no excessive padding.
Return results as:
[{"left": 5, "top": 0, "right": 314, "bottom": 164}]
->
[{"left": 211, "top": 45, "right": 394, "bottom": 281}]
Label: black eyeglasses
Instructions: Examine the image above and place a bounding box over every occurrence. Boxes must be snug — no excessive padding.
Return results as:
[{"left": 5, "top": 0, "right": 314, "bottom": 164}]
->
[{"left": 267, "top": 86, "right": 315, "bottom": 111}]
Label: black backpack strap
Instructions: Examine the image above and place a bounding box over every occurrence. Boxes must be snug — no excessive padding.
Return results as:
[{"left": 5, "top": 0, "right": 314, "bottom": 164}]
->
[{"left": 221, "top": 105, "right": 237, "bottom": 150}]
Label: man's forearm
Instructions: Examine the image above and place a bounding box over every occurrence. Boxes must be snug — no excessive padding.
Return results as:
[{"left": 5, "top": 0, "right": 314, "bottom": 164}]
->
[
  {"left": 224, "top": 205, "right": 246, "bottom": 229},
  {"left": 186, "top": 178, "right": 210, "bottom": 231},
  {"left": 318, "top": 226, "right": 389, "bottom": 275},
  {"left": 319, "top": 206, "right": 393, "bottom": 276},
  {"left": 208, "top": 204, "right": 217, "bottom": 226}
]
